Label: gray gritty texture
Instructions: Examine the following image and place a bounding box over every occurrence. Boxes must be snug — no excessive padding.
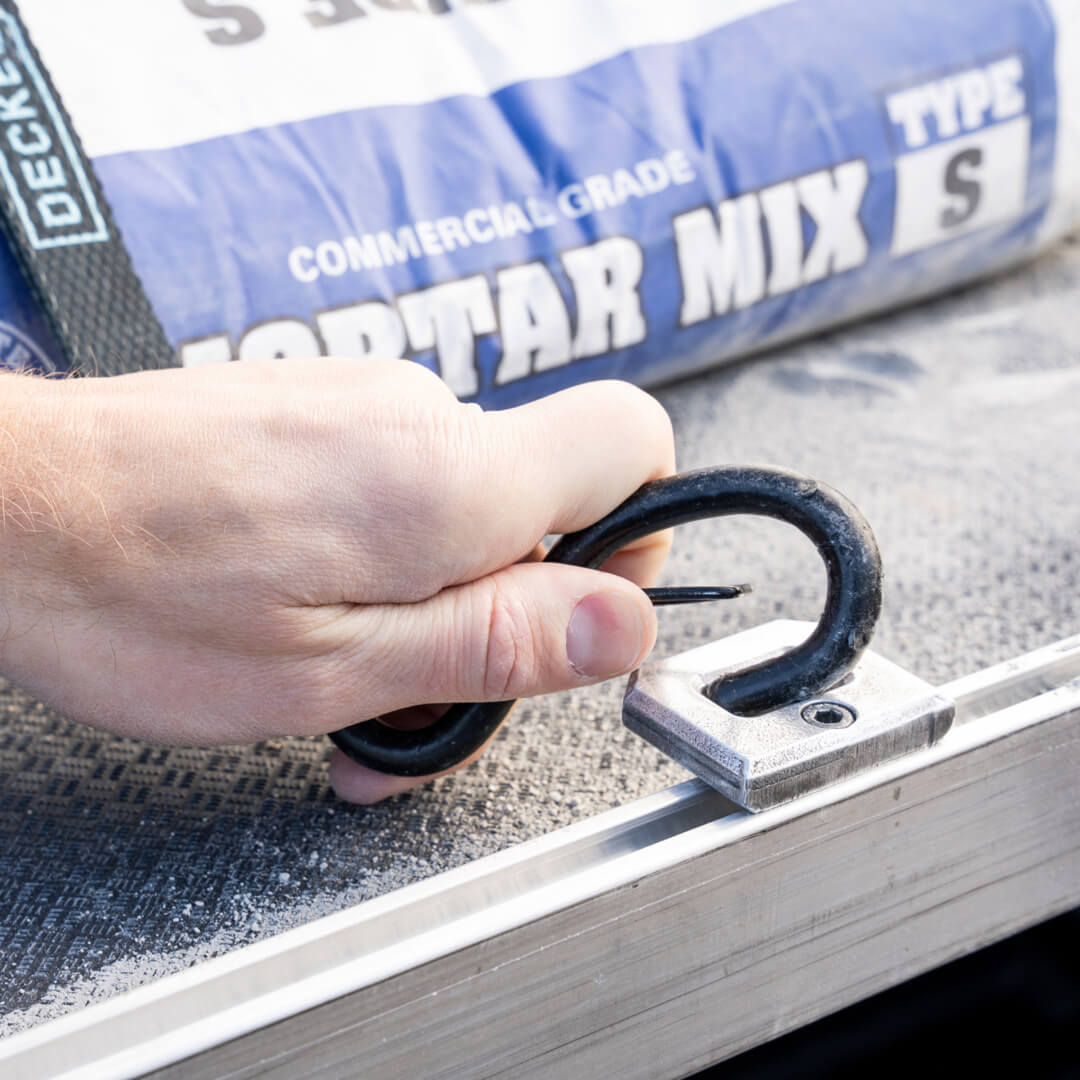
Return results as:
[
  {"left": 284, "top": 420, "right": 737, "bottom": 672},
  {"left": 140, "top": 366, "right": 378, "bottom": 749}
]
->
[{"left": 2, "top": 237, "right": 1079, "bottom": 1035}]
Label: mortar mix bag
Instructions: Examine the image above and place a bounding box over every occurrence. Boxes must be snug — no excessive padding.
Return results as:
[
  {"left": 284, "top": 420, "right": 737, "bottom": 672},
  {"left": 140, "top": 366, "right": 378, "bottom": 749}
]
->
[{"left": 0, "top": 0, "right": 1078, "bottom": 402}]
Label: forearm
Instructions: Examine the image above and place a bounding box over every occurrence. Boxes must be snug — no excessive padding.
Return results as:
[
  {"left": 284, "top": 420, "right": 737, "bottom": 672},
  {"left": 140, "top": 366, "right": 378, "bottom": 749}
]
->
[{"left": 0, "top": 373, "right": 105, "bottom": 699}]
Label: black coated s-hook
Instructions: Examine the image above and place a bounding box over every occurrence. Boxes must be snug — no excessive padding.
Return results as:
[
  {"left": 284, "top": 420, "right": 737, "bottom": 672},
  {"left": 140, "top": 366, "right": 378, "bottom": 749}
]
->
[{"left": 329, "top": 465, "right": 884, "bottom": 776}]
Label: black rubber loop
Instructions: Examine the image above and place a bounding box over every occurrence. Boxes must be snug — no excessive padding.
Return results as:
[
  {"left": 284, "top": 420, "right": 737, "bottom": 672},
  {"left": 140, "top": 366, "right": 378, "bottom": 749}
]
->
[{"left": 329, "top": 465, "right": 884, "bottom": 776}]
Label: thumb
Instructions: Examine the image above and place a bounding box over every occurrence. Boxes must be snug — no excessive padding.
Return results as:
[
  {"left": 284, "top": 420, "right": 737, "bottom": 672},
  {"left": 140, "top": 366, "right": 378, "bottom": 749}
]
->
[
  {"left": 344, "top": 560, "right": 659, "bottom": 712},
  {"left": 326, "top": 561, "right": 657, "bottom": 803}
]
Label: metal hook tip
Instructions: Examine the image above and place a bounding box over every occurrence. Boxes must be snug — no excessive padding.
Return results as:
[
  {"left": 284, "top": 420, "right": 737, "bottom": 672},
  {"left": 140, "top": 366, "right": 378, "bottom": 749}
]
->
[{"left": 644, "top": 584, "right": 752, "bottom": 605}]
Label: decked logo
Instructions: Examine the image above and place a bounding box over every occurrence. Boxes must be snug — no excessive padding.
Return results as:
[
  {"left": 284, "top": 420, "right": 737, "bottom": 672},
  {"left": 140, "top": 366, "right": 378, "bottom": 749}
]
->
[{"left": 0, "top": 10, "right": 108, "bottom": 250}]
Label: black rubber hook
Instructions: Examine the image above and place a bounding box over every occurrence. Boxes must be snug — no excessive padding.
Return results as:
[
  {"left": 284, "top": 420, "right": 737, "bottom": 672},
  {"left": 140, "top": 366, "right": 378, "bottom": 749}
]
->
[{"left": 329, "top": 465, "right": 884, "bottom": 776}]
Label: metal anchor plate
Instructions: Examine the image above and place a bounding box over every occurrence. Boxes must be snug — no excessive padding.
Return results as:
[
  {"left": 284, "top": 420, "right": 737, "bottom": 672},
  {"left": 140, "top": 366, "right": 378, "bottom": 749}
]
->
[{"left": 623, "top": 620, "right": 955, "bottom": 812}]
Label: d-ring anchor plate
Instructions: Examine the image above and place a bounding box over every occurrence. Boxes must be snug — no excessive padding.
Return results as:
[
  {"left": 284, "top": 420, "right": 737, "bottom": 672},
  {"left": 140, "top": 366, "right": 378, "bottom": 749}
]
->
[{"left": 624, "top": 620, "right": 955, "bottom": 812}]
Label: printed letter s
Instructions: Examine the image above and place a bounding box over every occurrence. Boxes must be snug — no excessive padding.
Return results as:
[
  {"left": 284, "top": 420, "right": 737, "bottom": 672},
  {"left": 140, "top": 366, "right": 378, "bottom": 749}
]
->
[
  {"left": 941, "top": 147, "right": 983, "bottom": 228},
  {"left": 181, "top": 1, "right": 265, "bottom": 45}
]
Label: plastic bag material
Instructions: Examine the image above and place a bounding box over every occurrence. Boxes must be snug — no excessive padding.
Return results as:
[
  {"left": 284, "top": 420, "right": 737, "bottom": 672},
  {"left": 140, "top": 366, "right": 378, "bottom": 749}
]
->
[{"left": 1, "top": 0, "right": 1078, "bottom": 405}]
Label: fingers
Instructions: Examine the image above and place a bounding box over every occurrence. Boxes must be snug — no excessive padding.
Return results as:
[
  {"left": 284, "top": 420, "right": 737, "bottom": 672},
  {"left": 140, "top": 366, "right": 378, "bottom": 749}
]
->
[
  {"left": 498, "top": 383, "right": 676, "bottom": 589},
  {"left": 431, "top": 380, "right": 675, "bottom": 589},
  {"left": 493, "top": 379, "right": 676, "bottom": 535},
  {"left": 328, "top": 751, "right": 428, "bottom": 804},
  {"left": 327, "top": 721, "right": 498, "bottom": 804},
  {"left": 596, "top": 529, "right": 674, "bottom": 590},
  {"left": 316, "top": 558, "right": 657, "bottom": 722}
]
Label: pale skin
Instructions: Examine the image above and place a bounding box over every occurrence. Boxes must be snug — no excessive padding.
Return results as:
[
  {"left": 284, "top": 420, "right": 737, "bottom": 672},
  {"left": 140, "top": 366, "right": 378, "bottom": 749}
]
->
[{"left": 0, "top": 358, "right": 675, "bottom": 803}]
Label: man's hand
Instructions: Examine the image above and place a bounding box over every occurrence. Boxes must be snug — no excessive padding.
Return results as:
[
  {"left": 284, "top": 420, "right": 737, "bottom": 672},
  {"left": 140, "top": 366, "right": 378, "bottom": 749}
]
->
[{"left": 0, "top": 359, "right": 674, "bottom": 802}]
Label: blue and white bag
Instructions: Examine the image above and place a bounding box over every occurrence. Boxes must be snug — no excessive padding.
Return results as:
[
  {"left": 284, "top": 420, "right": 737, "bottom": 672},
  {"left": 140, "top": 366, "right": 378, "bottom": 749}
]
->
[{"left": 2, "top": 0, "right": 1078, "bottom": 403}]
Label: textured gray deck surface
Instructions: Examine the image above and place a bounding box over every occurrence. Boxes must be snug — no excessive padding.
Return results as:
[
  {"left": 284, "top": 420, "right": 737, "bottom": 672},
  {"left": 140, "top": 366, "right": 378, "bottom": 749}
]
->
[{"left": 2, "top": 237, "right": 1079, "bottom": 1036}]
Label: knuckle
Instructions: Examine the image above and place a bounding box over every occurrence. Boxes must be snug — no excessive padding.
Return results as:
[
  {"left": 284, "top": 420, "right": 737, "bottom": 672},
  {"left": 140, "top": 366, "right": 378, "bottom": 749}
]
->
[{"left": 478, "top": 577, "right": 539, "bottom": 700}]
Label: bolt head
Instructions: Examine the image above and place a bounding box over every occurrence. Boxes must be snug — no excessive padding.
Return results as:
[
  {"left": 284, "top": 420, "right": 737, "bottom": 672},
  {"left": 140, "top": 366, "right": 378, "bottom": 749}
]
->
[{"left": 800, "top": 700, "right": 857, "bottom": 728}]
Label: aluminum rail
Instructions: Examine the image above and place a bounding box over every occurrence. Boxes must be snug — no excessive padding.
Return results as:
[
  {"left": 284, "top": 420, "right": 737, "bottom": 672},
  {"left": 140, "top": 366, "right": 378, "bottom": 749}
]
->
[{"left": 3, "top": 633, "right": 1080, "bottom": 1080}]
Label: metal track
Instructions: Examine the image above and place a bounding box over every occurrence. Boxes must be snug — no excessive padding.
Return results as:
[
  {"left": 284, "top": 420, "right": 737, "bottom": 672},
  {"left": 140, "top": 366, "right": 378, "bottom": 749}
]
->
[{"left": 3, "top": 634, "right": 1079, "bottom": 1080}]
